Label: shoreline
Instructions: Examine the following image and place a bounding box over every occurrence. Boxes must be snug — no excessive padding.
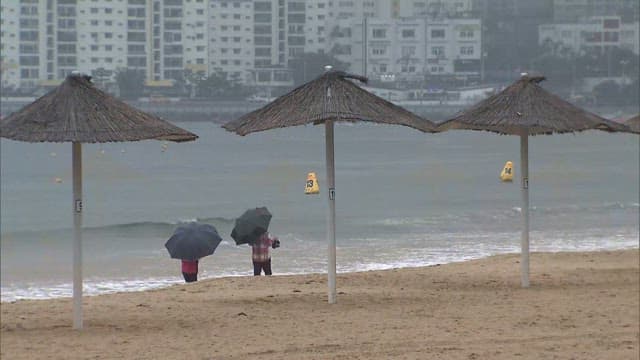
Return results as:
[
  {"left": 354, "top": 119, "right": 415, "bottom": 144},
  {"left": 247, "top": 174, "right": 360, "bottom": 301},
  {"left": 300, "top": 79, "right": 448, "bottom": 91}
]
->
[
  {"left": 2, "top": 245, "right": 638, "bottom": 303},
  {"left": 2, "top": 249, "right": 638, "bottom": 359}
]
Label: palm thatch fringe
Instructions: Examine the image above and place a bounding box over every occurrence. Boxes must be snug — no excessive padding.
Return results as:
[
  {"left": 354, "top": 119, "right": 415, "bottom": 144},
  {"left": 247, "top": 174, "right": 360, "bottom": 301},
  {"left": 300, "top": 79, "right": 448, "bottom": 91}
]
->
[
  {"left": 0, "top": 74, "right": 197, "bottom": 143},
  {"left": 625, "top": 114, "right": 640, "bottom": 134},
  {"left": 438, "top": 75, "right": 631, "bottom": 135},
  {"left": 223, "top": 70, "right": 437, "bottom": 135}
]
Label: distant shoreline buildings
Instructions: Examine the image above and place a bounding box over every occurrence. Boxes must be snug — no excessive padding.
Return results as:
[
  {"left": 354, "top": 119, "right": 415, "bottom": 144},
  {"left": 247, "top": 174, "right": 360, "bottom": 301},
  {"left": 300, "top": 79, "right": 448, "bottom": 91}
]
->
[
  {"left": 539, "top": 16, "right": 639, "bottom": 56},
  {"left": 1, "top": 0, "right": 638, "bottom": 95}
]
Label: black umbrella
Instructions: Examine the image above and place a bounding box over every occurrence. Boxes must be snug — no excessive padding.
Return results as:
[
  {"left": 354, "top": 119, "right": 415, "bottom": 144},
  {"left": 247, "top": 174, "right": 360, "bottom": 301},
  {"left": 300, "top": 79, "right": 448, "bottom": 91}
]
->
[
  {"left": 230, "top": 207, "right": 272, "bottom": 245},
  {"left": 165, "top": 223, "right": 222, "bottom": 261}
]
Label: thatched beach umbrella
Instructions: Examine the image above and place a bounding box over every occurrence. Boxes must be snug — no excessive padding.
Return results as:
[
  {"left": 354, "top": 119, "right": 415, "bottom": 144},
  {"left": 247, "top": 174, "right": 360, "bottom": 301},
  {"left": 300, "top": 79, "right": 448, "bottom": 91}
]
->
[
  {"left": 625, "top": 114, "right": 640, "bottom": 134},
  {"left": 438, "top": 74, "right": 631, "bottom": 288},
  {"left": 0, "top": 73, "right": 197, "bottom": 329},
  {"left": 224, "top": 68, "right": 437, "bottom": 303}
]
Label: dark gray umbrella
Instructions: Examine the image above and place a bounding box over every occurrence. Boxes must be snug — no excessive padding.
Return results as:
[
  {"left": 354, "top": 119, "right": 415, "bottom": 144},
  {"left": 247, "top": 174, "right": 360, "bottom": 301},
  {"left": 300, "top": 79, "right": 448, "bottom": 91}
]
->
[
  {"left": 625, "top": 114, "right": 640, "bottom": 134},
  {"left": 230, "top": 207, "right": 272, "bottom": 245},
  {"left": 438, "top": 74, "right": 633, "bottom": 288},
  {"left": 224, "top": 68, "right": 437, "bottom": 304},
  {"left": 165, "top": 223, "right": 222, "bottom": 261},
  {"left": 0, "top": 73, "right": 197, "bottom": 330}
]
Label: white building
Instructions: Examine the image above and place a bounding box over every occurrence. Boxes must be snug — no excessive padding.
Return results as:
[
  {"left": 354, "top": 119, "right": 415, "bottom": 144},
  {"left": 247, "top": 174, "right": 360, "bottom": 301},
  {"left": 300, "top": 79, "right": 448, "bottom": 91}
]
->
[
  {"left": 329, "top": 16, "right": 481, "bottom": 81},
  {"left": 77, "top": 1, "right": 128, "bottom": 84},
  {"left": 304, "top": 1, "right": 329, "bottom": 54},
  {"left": 0, "top": 1, "right": 21, "bottom": 89},
  {"left": 208, "top": 0, "right": 254, "bottom": 83},
  {"left": 2, "top": 0, "right": 206, "bottom": 90},
  {"left": 2, "top": 0, "right": 482, "bottom": 92},
  {"left": 425, "top": 18, "right": 481, "bottom": 77},
  {"left": 1, "top": 0, "right": 43, "bottom": 90},
  {"left": 124, "top": 0, "right": 148, "bottom": 79},
  {"left": 183, "top": 0, "right": 209, "bottom": 78},
  {"left": 539, "top": 16, "right": 640, "bottom": 55}
]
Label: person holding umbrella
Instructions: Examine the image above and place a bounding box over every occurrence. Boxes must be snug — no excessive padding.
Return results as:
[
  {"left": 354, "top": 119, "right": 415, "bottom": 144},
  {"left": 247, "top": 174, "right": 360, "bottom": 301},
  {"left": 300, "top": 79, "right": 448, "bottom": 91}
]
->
[
  {"left": 251, "top": 228, "right": 280, "bottom": 276},
  {"left": 165, "top": 222, "right": 222, "bottom": 283},
  {"left": 181, "top": 259, "right": 199, "bottom": 283},
  {"left": 230, "top": 207, "right": 280, "bottom": 276}
]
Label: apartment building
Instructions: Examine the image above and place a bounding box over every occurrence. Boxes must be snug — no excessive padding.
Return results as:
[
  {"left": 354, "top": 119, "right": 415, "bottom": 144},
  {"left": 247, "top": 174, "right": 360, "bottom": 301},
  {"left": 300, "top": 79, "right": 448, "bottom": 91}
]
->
[
  {"left": 208, "top": 0, "right": 253, "bottom": 83},
  {"left": 286, "top": 1, "right": 306, "bottom": 61},
  {"left": 1, "top": 0, "right": 207, "bottom": 90},
  {"left": 304, "top": 1, "right": 328, "bottom": 53},
  {"left": 0, "top": 2, "right": 21, "bottom": 89},
  {"left": 1, "top": 0, "right": 485, "bottom": 92},
  {"left": 330, "top": 16, "right": 481, "bottom": 81},
  {"left": 124, "top": 0, "right": 148, "bottom": 78},
  {"left": 539, "top": 16, "right": 640, "bottom": 55},
  {"left": 77, "top": 1, "right": 127, "bottom": 83},
  {"left": 1, "top": 0, "right": 44, "bottom": 90},
  {"left": 183, "top": 0, "right": 208, "bottom": 76}
]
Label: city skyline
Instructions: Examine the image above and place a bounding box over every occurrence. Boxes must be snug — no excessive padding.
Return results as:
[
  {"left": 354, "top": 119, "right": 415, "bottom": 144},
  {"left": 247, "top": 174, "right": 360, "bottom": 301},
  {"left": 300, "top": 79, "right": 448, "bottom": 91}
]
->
[{"left": 1, "top": 0, "right": 638, "bottom": 94}]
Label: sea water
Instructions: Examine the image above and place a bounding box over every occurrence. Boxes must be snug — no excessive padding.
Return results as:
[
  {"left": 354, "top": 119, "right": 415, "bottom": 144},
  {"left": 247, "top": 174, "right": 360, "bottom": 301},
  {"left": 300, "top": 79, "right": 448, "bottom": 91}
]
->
[{"left": 1, "top": 122, "right": 638, "bottom": 301}]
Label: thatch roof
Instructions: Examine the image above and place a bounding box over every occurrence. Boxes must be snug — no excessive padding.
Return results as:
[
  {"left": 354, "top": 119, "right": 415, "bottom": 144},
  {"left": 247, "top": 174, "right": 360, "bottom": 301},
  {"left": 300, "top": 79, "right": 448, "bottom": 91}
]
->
[
  {"left": 0, "top": 73, "right": 197, "bottom": 143},
  {"left": 438, "top": 75, "right": 630, "bottom": 135},
  {"left": 223, "top": 70, "right": 437, "bottom": 135},
  {"left": 625, "top": 114, "right": 640, "bottom": 134}
]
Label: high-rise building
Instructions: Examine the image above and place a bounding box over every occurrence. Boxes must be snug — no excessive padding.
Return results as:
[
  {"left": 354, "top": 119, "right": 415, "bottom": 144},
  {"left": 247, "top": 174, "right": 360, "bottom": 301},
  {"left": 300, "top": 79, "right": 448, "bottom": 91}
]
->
[
  {"left": 183, "top": 0, "right": 208, "bottom": 76},
  {"left": 0, "top": 2, "right": 21, "bottom": 89},
  {"left": 1, "top": 0, "right": 43, "bottom": 90},
  {"left": 286, "top": 1, "right": 306, "bottom": 61},
  {"left": 208, "top": 0, "right": 253, "bottom": 83},
  {"left": 77, "top": 1, "right": 127, "bottom": 84},
  {"left": 304, "top": 1, "right": 329, "bottom": 54}
]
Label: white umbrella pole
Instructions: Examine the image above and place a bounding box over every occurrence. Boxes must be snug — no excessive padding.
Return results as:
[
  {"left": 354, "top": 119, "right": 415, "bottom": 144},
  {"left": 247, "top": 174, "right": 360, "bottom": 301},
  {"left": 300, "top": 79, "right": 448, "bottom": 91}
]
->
[
  {"left": 325, "top": 120, "right": 337, "bottom": 304},
  {"left": 520, "top": 134, "right": 530, "bottom": 288},
  {"left": 72, "top": 142, "right": 84, "bottom": 329}
]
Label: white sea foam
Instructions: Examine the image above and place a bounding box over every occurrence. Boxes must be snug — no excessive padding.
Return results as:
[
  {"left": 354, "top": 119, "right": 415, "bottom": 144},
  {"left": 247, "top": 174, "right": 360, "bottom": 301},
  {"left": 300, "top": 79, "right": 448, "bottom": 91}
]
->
[{"left": 3, "top": 231, "right": 636, "bottom": 303}]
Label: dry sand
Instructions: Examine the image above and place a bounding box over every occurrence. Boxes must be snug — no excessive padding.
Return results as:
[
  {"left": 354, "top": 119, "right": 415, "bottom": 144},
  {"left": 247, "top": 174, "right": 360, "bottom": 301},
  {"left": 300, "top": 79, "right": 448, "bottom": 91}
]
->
[{"left": 1, "top": 249, "right": 638, "bottom": 359}]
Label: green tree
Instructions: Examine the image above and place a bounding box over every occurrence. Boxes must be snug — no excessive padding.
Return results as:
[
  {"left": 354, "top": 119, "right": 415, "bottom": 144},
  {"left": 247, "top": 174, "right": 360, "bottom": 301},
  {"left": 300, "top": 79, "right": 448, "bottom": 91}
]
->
[
  {"left": 183, "top": 69, "right": 207, "bottom": 98},
  {"left": 115, "top": 69, "right": 145, "bottom": 99},
  {"left": 592, "top": 80, "right": 622, "bottom": 105},
  {"left": 195, "top": 69, "right": 252, "bottom": 99},
  {"left": 530, "top": 40, "right": 575, "bottom": 92},
  {"left": 575, "top": 47, "right": 639, "bottom": 78}
]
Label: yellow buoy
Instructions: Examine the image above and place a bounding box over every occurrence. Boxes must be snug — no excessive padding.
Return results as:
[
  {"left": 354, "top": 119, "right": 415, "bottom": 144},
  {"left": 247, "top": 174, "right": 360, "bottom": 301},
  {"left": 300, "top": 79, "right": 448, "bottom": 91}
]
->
[
  {"left": 500, "top": 161, "right": 514, "bottom": 182},
  {"left": 305, "top": 172, "right": 320, "bottom": 195}
]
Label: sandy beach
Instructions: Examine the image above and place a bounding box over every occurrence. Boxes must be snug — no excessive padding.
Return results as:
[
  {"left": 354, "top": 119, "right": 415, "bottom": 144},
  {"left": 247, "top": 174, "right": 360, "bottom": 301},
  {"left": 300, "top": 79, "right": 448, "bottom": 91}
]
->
[{"left": 1, "top": 249, "right": 638, "bottom": 359}]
